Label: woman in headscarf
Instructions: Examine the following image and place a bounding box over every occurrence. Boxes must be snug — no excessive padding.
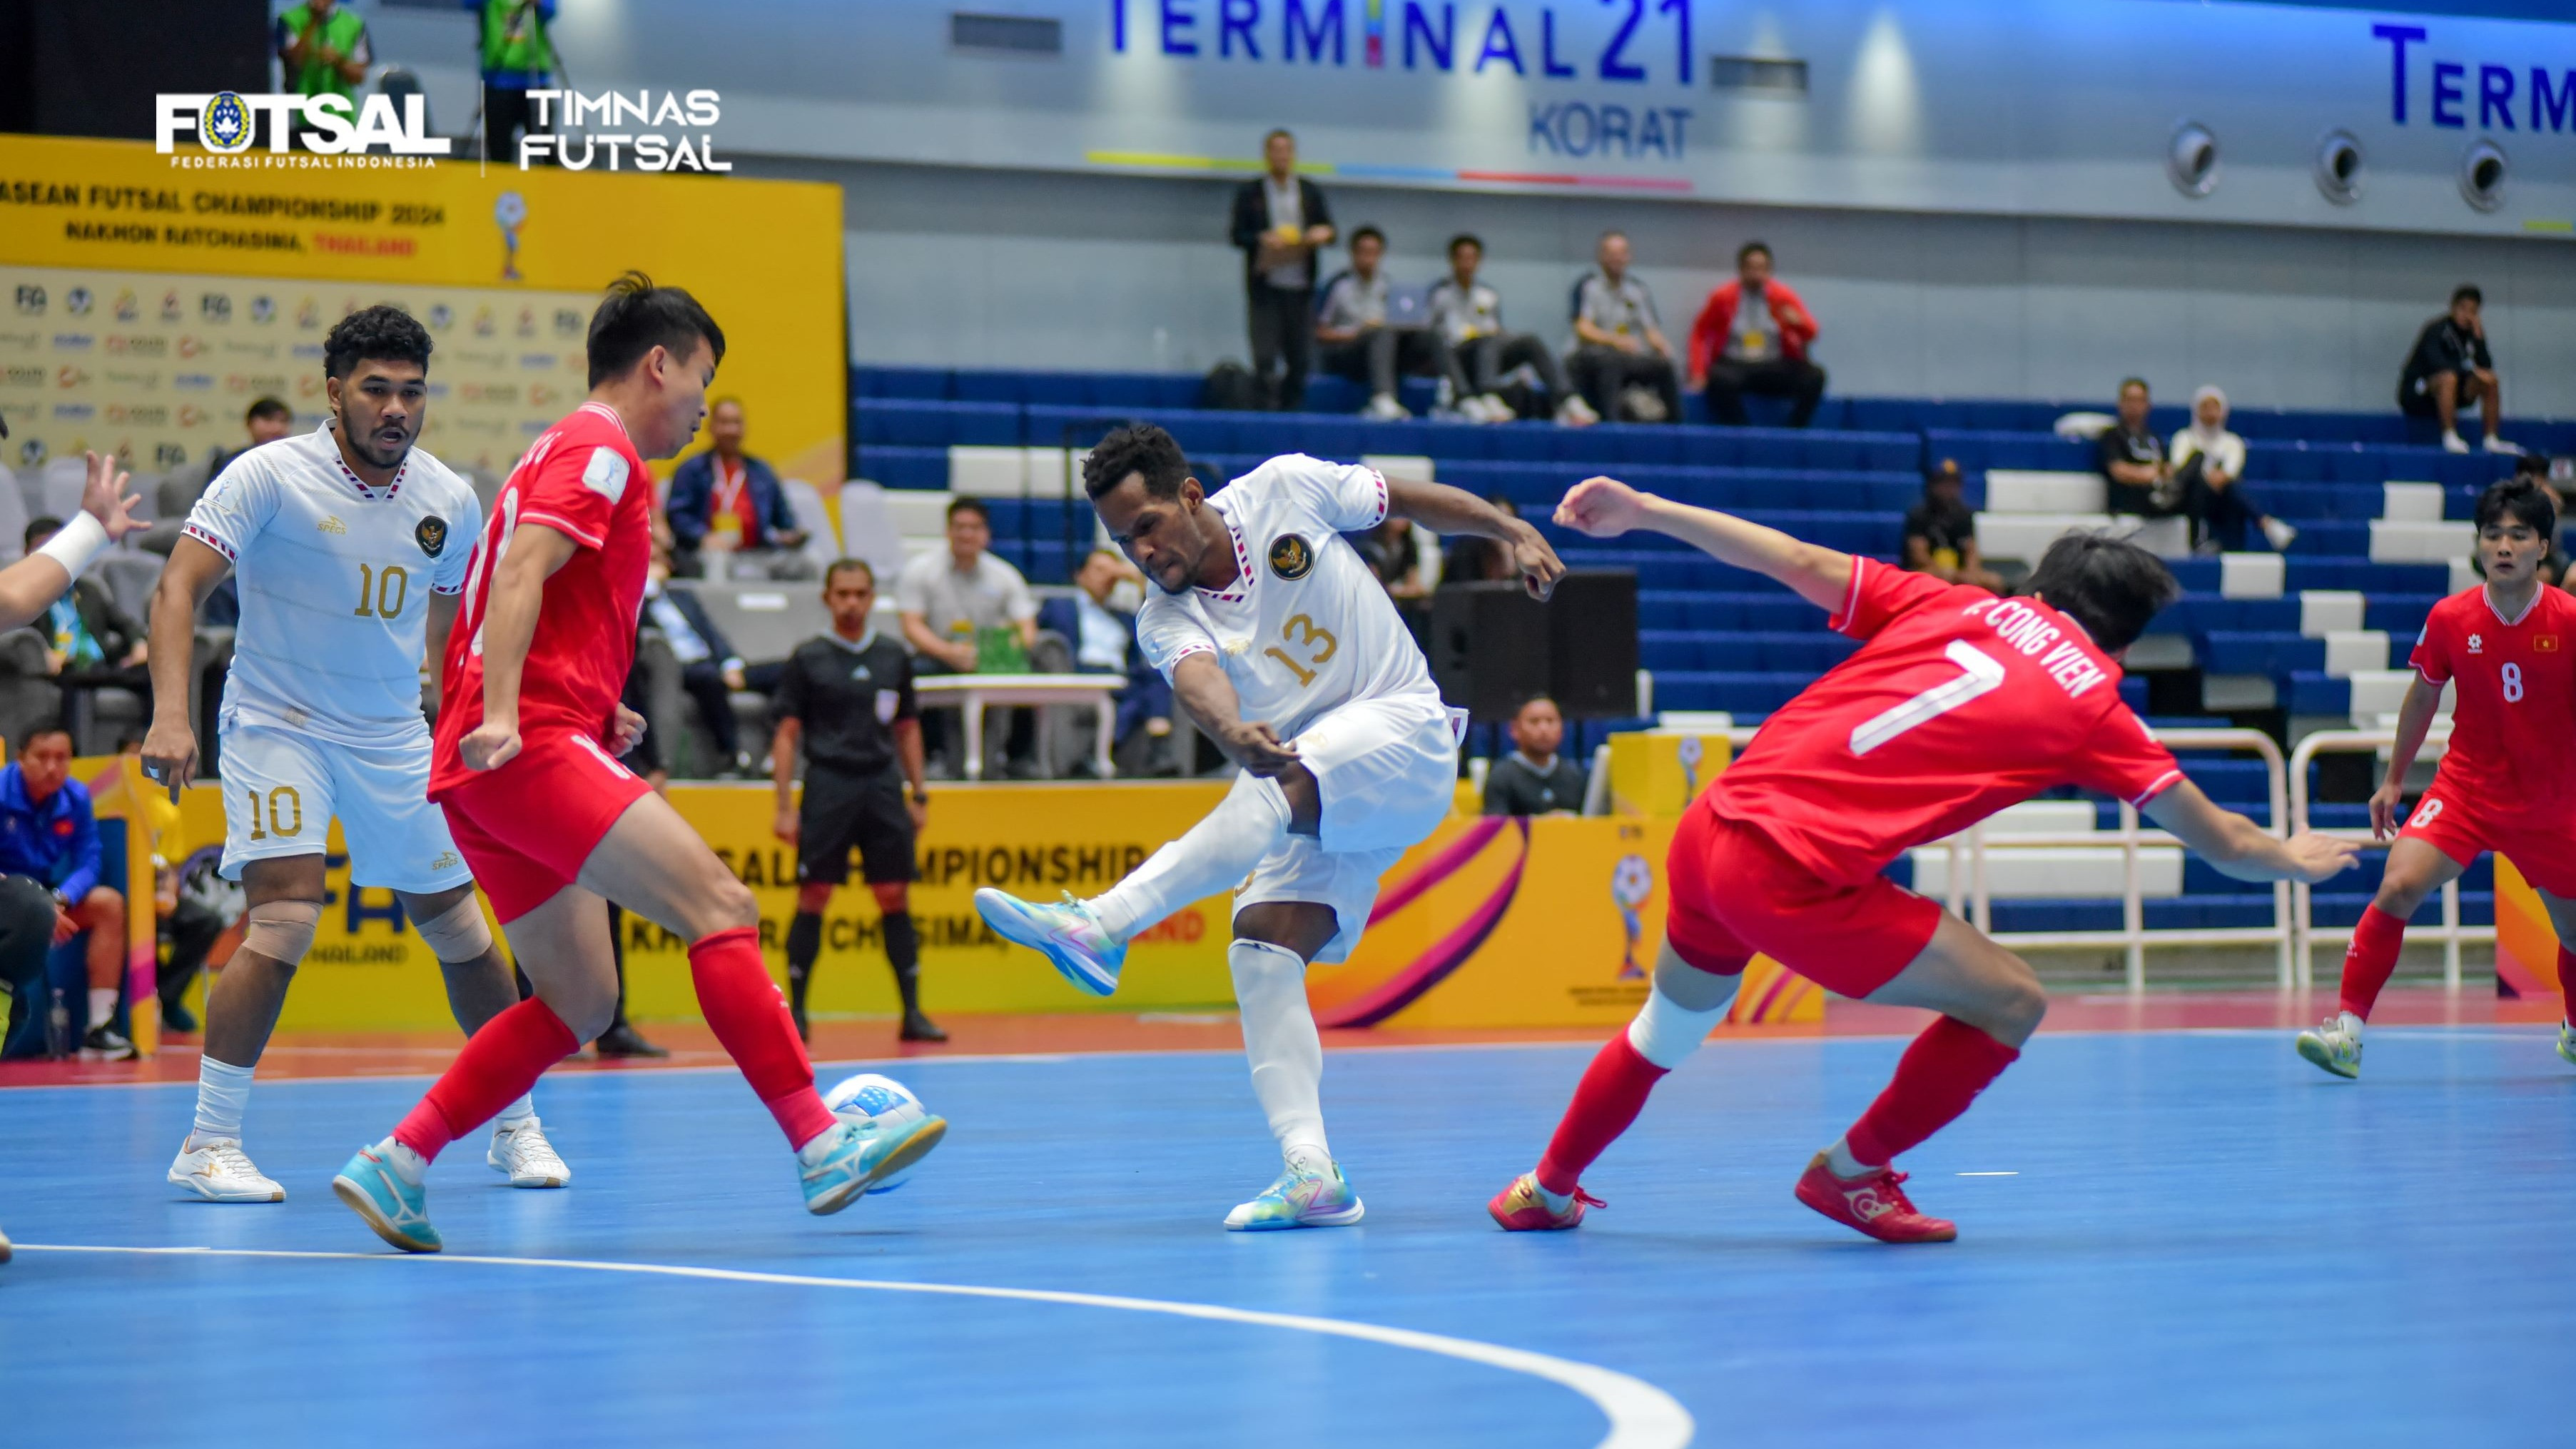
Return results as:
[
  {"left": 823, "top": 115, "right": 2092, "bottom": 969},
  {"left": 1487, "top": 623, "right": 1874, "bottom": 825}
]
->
[{"left": 2171, "top": 385, "right": 2298, "bottom": 554}]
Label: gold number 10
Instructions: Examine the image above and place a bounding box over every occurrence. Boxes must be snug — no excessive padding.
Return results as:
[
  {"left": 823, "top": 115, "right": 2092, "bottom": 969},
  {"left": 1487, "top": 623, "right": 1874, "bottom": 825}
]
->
[{"left": 353, "top": 563, "right": 410, "bottom": 620}]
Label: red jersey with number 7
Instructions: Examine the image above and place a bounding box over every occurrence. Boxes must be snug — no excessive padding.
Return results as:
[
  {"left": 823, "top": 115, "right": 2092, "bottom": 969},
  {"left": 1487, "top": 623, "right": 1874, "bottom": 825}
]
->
[
  {"left": 2407, "top": 583, "right": 2576, "bottom": 824},
  {"left": 1707, "top": 557, "right": 2184, "bottom": 887},
  {"left": 429, "top": 401, "right": 654, "bottom": 799}
]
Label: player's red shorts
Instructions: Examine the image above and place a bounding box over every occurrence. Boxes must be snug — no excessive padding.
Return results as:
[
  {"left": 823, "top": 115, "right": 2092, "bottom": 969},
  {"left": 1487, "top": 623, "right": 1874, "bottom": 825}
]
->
[
  {"left": 2398, "top": 776, "right": 2576, "bottom": 898},
  {"left": 433, "top": 729, "right": 654, "bottom": 922},
  {"left": 1664, "top": 804, "right": 1945, "bottom": 998}
]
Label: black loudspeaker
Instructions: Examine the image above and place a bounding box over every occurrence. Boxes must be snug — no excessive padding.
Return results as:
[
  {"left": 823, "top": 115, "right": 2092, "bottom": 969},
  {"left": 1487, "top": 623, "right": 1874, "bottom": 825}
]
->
[{"left": 1428, "top": 570, "right": 1637, "bottom": 723}]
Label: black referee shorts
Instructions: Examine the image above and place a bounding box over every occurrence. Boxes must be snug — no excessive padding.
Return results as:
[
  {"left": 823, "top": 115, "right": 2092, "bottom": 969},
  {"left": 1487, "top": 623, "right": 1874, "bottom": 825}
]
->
[{"left": 793, "top": 768, "right": 918, "bottom": 887}]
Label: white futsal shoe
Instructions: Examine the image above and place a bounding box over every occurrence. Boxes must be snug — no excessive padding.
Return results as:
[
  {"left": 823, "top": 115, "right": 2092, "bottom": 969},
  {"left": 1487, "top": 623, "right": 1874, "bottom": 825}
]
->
[
  {"left": 2294, "top": 1012, "right": 2364, "bottom": 1080},
  {"left": 488, "top": 1116, "right": 572, "bottom": 1188},
  {"left": 168, "top": 1135, "right": 286, "bottom": 1202}
]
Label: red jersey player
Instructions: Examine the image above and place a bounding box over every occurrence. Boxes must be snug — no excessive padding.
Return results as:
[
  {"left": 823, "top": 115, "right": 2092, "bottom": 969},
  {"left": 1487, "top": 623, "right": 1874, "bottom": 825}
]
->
[
  {"left": 1489, "top": 477, "right": 2355, "bottom": 1243},
  {"left": 330, "top": 274, "right": 945, "bottom": 1253},
  {"left": 2297, "top": 478, "right": 2576, "bottom": 1079}
]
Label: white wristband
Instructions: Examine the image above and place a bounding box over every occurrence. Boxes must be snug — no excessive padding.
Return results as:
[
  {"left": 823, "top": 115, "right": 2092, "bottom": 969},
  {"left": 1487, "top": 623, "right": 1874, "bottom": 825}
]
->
[{"left": 35, "top": 512, "right": 108, "bottom": 580}]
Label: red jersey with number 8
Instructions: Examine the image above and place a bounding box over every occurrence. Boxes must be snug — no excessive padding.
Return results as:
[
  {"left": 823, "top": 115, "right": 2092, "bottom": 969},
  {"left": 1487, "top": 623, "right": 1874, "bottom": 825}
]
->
[
  {"left": 1707, "top": 557, "right": 2184, "bottom": 887},
  {"left": 2407, "top": 584, "right": 2576, "bottom": 824},
  {"left": 430, "top": 402, "right": 653, "bottom": 798}
]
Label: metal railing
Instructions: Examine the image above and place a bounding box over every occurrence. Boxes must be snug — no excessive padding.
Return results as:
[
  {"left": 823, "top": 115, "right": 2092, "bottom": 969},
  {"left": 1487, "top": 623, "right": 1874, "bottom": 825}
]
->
[{"left": 2286, "top": 728, "right": 2479, "bottom": 991}]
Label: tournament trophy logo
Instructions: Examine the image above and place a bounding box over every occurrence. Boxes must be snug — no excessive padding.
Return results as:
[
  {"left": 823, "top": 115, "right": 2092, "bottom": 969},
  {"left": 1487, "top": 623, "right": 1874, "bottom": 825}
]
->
[
  {"left": 1611, "top": 854, "right": 1654, "bottom": 980},
  {"left": 495, "top": 191, "right": 528, "bottom": 281}
]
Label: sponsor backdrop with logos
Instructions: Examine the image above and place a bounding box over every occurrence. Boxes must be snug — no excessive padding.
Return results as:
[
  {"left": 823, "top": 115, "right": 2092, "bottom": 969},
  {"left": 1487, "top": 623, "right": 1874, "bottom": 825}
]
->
[{"left": 0, "top": 134, "right": 845, "bottom": 491}]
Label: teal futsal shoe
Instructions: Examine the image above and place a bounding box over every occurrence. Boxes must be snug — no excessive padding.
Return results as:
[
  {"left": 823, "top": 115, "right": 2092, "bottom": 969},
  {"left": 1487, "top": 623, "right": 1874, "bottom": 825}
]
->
[
  {"left": 799, "top": 1114, "right": 949, "bottom": 1216},
  {"left": 973, "top": 888, "right": 1125, "bottom": 996},
  {"left": 332, "top": 1143, "right": 442, "bottom": 1253},
  {"left": 1224, "top": 1158, "right": 1366, "bottom": 1232}
]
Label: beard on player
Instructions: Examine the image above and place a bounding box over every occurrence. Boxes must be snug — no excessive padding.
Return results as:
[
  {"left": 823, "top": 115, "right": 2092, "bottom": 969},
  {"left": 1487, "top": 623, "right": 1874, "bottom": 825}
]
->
[{"left": 336, "top": 378, "right": 422, "bottom": 471}]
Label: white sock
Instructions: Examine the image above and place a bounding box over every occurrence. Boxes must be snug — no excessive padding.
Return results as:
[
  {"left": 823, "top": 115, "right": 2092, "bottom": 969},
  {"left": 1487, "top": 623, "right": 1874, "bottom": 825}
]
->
[
  {"left": 377, "top": 1136, "right": 427, "bottom": 1188},
  {"left": 2337, "top": 1011, "right": 2365, "bottom": 1040},
  {"left": 192, "top": 1056, "right": 255, "bottom": 1143},
  {"left": 795, "top": 1129, "right": 844, "bottom": 1169},
  {"left": 1090, "top": 772, "right": 1292, "bottom": 940},
  {"left": 87, "top": 987, "right": 116, "bottom": 1030},
  {"left": 1531, "top": 1177, "right": 1574, "bottom": 1212},
  {"left": 1229, "top": 939, "right": 1329, "bottom": 1165},
  {"left": 495, "top": 1094, "right": 536, "bottom": 1131},
  {"left": 1825, "top": 1138, "right": 1870, "bottom": 1180}
]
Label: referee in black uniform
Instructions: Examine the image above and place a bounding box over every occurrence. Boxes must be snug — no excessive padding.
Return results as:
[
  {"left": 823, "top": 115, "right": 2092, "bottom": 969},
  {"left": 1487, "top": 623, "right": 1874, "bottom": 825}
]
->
[{"left": 770, "top": 560, "right": 942, "bottom": 1042}]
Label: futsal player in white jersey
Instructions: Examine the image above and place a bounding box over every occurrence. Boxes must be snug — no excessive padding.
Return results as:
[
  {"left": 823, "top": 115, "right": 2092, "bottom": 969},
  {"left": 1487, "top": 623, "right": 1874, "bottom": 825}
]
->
[
  {"left": 140, "top": 306, "right": 569, "bottom": 1202},
  {"left": 978, "top": 425, "right": 1561, "bottom": 1228}
]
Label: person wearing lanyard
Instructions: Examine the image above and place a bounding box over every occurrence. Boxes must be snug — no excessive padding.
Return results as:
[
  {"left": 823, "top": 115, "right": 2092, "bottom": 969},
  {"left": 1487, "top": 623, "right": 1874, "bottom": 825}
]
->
[{"left": 663, "top": 398, "right": 808, "bottom": 577}]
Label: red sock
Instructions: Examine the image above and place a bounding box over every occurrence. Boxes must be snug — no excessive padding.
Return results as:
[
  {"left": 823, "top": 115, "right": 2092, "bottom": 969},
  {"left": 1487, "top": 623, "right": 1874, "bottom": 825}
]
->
[
  {"left": 1534, "top": 1034, "right": 1668, "bottom": 1195},
  {"left": 393, "top": 997, "right": 578, "bottom": 1162},
  {"left": 1842, "top": 1016, "right": 2021, "bottom": 1169},
  {"left": 2556, "top": 944, "right": 2575, "bottom": 1003},
  {"left": 2339, "top": 904, "right": 2408, "bottom": 1020},
  {"left": 690, "top": 927, "right": 836, "bottom": 1149}
]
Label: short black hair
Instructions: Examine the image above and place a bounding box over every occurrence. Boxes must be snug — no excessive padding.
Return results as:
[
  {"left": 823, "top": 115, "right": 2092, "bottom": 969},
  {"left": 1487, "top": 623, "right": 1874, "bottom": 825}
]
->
[
  {"left": 245, "top": 396, "right": 291, "bottom": 424},
  {"left": 1082, "top": 424, "right": 1191, "bottom": 502},
  {"left": 822, "top": 557, "right": 875, "bottom": 587},
  {"left": 945, "top": 496, "right": 990, "bottom": 525},
  {"left": 1350, "top": 224, "right": 1386, "bottom": 251},
  {"left": 2473, "top": 478, "right": 2555, "bottom": 537},
  {"left": 21, "top": 724, "right": 71, "bottom": 753},
  {"left": 323, "top": 305, "right": 431, "bottom": 381},
  {"left": 587, "top": 271, "right": 724, "bottom": 389},
  {"left": 1738, "top": 240, "right": 1772, "bottom": 265},
  {"left": 2022, "top": 531, "right": 2179, "bottom": 653},
  {"left": 1264, "top": 127, "right": 1294, "bottom": 146},
  {"left": 1449, "top": 233, "right": 1482, "bottom": 258},
  {"left": 23, "top": 516, "right": 59, "bottom": 550},
  {"left": 1512, "top": 693, "right": 1559, "bottom": 716},
  {"left": 2117, "top": 377, "right": 2149, "bottom": 398},
  {"left": 2452, "top": 283, "right": 2483, "bottom": 308}
]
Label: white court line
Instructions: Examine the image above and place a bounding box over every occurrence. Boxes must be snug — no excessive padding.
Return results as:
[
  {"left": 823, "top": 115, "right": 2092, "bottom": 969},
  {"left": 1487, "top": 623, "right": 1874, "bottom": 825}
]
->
[{"left": 19, "top": 1244, "right": 1694, "bottom": 1449}]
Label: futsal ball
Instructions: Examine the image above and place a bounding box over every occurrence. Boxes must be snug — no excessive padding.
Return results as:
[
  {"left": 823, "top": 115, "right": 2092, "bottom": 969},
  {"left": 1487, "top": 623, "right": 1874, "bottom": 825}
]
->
[{"left": 823, "top": 1072, "right": 929, "bottom": 1192}]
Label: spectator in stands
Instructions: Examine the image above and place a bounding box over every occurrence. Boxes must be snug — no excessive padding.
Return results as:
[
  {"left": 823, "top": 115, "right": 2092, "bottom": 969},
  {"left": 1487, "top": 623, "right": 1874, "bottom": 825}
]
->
[
  {"left": 664, "top": 398, "right": 808, "bottom": 579},
  {"left": 898, "top": 498, "right": 1040, "bottom": 777},
  {"left": 471, "top": 0, "right": 559, "bottom": 167},
  {"left": 1902, "top": 460, "right": 2002, "bottom": 591},
  {"left": 26, "top": 517, "right": 149, "bottom": 732},
  {"left": 0, "top": 728, "right": 128, "bottom": 1059},
  {"left": 1314, "top": 226, "right": 1472, "bottom": 422},
  {"left": 1360, "top": 515, "right": 1428, "bottom": 601},
  {"left": 277, "top": 0, "right": 371, "bottom": 103},
  {"left": 211, "top": 398, "right": 293, "bottom": 483},
  {"left": 1429, "top": 235, "right": 1597, "bottom": 427},
  {"left": 2099, "top": 378, "right": 2181, "bottom": 520},
  {"left": 1689, "top": 242, "right": 1827, "bottom": 429},
  {"left": 1037, "top": 550, "right": 1173, "bottom": 774},
  {"left": 1484, "top": 696, "right": 1589, "bottom": 816},
  {"left": 1230, "top": 128, "right": 1336, "bottom": 411},
  {"left": 1568, "top": 231, "right": 1682, "bottom": 423},
  {"left": 148, "top": 398, "right": 291, "bottom": 563},
  {"left": 0, "top": 867, "right": 65, "bottom": 1060},
  {"left": 1443, "top": 493, "right": 1528, "bottom": 583},
  {"left": 2398, "top": 284, "right": 2522, "bottom": 457},
  {"left": 2171, "top": 385, "right": 2298, "bottom": 555},
  {"left": 639, "top": 542, "right": 759, "bottom": 777}
]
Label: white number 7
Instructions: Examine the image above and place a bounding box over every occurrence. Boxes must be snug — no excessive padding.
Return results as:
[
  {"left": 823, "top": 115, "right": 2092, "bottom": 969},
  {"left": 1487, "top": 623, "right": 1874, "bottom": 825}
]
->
[{"left": 1849, "top": 640, "right": 2007, "bottom": 756}]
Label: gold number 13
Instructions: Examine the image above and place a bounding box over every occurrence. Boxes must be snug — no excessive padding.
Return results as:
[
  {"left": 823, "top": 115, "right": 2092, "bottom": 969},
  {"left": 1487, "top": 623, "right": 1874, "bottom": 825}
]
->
[{"left": 1263, "top": 613, "right": 1338, "bottom": 687}]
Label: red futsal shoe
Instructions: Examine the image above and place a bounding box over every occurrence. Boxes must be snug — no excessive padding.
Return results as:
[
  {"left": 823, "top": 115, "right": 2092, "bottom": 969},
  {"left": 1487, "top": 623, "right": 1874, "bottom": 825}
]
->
[
  {"left": 1793, "top": 1153, "right": 1957, "bottom": 1243},
  {"left": 1488, "top": 1172, "right": 1605, "bottom": 1231}
]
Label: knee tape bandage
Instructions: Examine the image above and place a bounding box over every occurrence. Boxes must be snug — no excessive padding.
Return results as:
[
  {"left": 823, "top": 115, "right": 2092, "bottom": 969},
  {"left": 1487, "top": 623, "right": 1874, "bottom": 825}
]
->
[
  {"left": 242, "top": 899, "right": 323, "bottom": 965},
  {"left": 411, "top": 895, "right": 494, "bottom": 964}
]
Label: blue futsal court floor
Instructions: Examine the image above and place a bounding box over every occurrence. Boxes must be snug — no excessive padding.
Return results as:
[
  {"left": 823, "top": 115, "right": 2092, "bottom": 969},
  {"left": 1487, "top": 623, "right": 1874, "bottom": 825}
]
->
[{"left": 5, "top": 1025, "right": 2569, "bottom": 1448}]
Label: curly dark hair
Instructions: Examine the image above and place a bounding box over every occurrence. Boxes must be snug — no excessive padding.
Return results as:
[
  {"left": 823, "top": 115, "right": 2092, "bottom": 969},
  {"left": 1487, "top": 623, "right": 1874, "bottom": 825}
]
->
[
  {"left": 1081, "top": 424, "right": 1191, "bottom": 501},
  {"left": 322, "top": 305, "right": 432, "bottom": 380},
  {"left": 587, "top": 271, "right": 725, "bottom": 388}
]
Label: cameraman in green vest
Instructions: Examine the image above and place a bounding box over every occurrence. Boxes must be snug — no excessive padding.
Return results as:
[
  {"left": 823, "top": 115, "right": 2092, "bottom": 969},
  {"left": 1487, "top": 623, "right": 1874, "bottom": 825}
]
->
[
  {"left": 275, "top": 0, "right": 372, "bottom": 102},
  {"left": 472, "top": 0, "right": 559, "bottom": 166}
]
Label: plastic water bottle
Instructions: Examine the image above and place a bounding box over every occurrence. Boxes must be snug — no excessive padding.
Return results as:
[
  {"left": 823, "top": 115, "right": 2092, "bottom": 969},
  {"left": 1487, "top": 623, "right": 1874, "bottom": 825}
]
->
[{"left": 45, "top": 987, "right": 69, "bottom": 1059}]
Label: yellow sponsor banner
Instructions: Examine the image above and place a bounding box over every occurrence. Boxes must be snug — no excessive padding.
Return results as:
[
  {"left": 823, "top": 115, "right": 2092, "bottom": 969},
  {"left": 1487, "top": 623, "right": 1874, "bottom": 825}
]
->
[
  {"left": 1606, "top": 729, "right": 1734, "bottom": 818},
  {"left": 0, "top": 135, "right": 845, "bottom": 488},
  {"left": 2493, "top": 855, "right": 2565, "bottom": 999}
]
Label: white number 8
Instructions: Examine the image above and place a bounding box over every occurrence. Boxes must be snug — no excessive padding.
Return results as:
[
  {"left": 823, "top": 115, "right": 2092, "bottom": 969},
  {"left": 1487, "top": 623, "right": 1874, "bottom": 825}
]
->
[{"left": 2503, "top": 662, "right": 2524, "bottom": 703}]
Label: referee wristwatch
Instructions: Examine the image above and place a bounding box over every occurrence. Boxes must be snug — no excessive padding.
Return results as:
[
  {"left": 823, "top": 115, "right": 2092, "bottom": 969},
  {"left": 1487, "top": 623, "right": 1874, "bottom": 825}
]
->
[{"left": 910, "top": 788, "right": 932, "bottom": 804}]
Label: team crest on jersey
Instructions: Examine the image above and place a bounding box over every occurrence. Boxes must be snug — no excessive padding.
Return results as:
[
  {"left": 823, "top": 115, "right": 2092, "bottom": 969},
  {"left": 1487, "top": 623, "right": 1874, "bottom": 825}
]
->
[
  {"left": 1267, "top": 533, "right": 1315, "bottom": 581},
  {"left": 415, "top": 515, "right": 448, "bottom": 558}
]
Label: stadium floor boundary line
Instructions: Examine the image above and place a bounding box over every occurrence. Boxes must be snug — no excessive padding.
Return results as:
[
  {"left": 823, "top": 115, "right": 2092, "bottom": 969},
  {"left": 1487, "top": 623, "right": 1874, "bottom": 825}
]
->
[{"left": 14, "top": 1244, "right": 1696, "bottom": 1449}]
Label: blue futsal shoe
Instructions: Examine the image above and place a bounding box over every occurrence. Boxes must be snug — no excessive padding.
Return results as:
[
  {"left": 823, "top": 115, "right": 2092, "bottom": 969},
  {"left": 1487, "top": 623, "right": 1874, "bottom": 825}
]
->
[
  {"left": 331, "top": 1143, "right": 442, "bottom": 1253},
  {"left": 799, "top": 1113, "right": 949, "bottom": 1216},
  {"left": 973, "top": 889, "right": 1125, "bottom": 996},
  {"left": 1224, "top": 1158, "right": 1366, "bottom": 1231}
]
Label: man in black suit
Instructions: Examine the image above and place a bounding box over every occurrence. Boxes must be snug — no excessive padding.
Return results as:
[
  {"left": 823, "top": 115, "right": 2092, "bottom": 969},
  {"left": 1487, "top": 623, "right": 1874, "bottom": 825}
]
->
[
  {"left": 1229, "top": 128, "right": 1335, "bottom": 411},
  {"left": 1035, "top": 549, "right": 1172, "bottom": 774},
  {"left": 636, "top": 542, "right": 772, "bottom": 776}
]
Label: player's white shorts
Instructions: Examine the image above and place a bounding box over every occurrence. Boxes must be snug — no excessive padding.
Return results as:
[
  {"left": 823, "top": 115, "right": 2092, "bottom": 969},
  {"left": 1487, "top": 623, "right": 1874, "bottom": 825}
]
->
[
  {"left": 1234, "top": 695, "right": 1463, "bottom": 964},
  {"left": 218, "top": 722, "right": 471, "bottom": 894}
]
